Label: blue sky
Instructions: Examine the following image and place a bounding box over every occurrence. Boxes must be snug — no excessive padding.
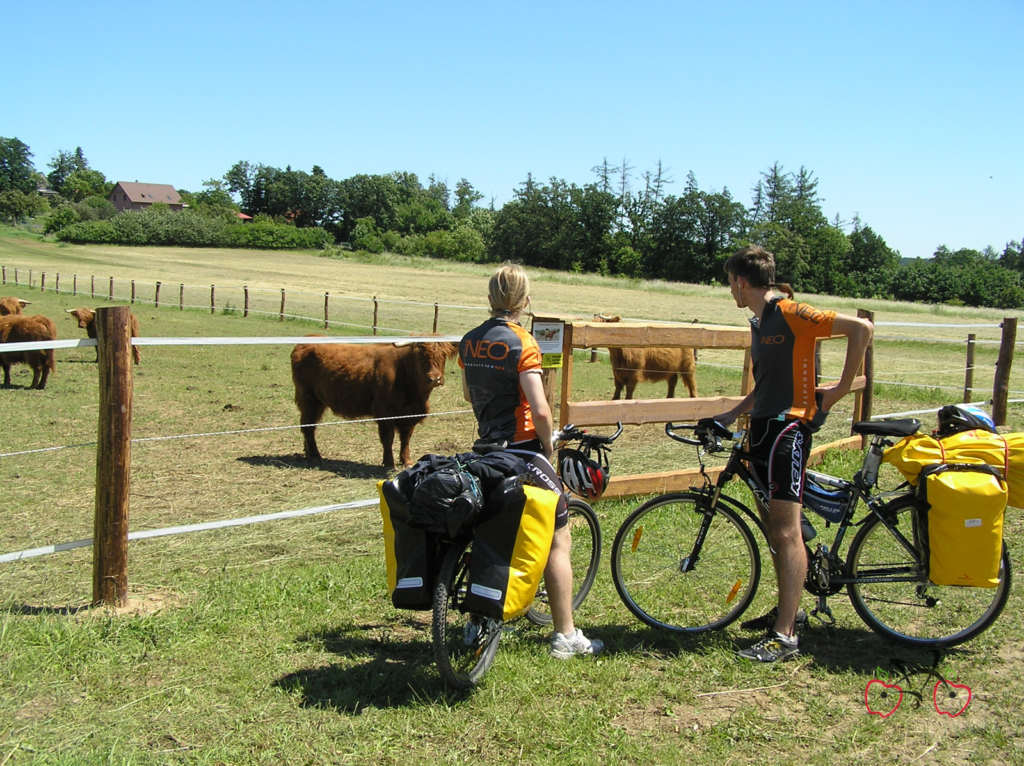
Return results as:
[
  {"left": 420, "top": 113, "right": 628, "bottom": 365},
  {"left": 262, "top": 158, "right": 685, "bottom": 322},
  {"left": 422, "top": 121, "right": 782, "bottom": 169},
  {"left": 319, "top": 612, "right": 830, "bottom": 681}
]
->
[{"left": 4, "top": 1, "right": 1020, "bottom": 259}]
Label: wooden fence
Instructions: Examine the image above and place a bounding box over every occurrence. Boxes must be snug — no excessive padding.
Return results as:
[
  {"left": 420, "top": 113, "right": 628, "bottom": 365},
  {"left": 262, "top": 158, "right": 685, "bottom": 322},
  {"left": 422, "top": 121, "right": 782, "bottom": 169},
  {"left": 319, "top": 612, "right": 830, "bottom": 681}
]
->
[{"left": 534, "top": 314, "right": 872, "bottom": 499}]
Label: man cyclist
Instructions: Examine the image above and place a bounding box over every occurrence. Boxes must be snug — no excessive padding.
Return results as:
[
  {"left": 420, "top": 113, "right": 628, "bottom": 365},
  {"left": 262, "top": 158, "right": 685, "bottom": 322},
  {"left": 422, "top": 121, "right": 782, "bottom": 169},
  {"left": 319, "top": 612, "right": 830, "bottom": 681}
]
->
[
  {"left": 459, "top": 262, "right": 603, "bottom": 659},
  {"left": 714, "top": 246, "right": 872, "bottom": 662}
]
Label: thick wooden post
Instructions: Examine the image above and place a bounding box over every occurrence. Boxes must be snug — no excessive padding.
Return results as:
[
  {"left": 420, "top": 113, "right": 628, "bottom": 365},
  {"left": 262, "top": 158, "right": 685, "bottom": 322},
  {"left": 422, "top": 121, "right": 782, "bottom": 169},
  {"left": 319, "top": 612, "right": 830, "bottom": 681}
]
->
[
  {"left": 279, "top": 289, "right": 286, "bottom": 321},
  {"left": 964, "top": 334, "right": 976, "bottom": 403},
  {"left": 853, "top": 309, "right": 874, "bottom": 428},
  {"left": 244, "top": 285, "right": 250, "bottom": 318},
  {"left": 179, "top": 283, "right": 184, "bottom": 311},
  {"left": 155, "top": 281, "right": 161, "bottom": 308},
  {"left": 324, "top": 291, "right": 330, "bottom": 329},
  {"left": 992, "top": 318, "right": 1017, "bottom": 425},
  {"left": 372, "top": 296, "right": 378, "bottom": 335},
  {"left": 41, "top": 272, "right": 46, "bottom": 292},
  {"left": 432, "top": 302, "right": 439, "bottom": 334},
  {"left": 108, "top": 276, "right": 114, "bottom": 300},
  {"left": 93, "top": 306, "right": 134, "bottom": 607},
  {"left": 210, "top": 284, "right": 216, "bottom": 314},
  {"left": 131, "top": 280, "right": 136, "bottom": 304}
]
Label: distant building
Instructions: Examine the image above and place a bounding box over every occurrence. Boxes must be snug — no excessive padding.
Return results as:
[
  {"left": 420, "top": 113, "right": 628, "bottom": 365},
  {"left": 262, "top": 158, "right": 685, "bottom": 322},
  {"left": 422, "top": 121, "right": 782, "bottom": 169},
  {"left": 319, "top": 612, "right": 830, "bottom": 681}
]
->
[{"left": 109, "top": 182, "right": 183, "bottom": 212}]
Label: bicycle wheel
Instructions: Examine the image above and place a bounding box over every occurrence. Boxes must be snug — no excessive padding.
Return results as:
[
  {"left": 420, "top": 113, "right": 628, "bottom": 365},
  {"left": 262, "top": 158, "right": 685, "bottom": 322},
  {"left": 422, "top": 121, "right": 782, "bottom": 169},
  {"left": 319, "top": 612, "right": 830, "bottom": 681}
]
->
[
  {"left": 432, "top": 540, "right": 503, "bottom": 689},
  {"left": 611, "top": 492, "right": 761, "bottom": 632},
  {"left": 847, "top": 495, "right": 1012, "bottom": 648},
  {"left": 526, "top": 498, "right": 602, "bottom": 626}
]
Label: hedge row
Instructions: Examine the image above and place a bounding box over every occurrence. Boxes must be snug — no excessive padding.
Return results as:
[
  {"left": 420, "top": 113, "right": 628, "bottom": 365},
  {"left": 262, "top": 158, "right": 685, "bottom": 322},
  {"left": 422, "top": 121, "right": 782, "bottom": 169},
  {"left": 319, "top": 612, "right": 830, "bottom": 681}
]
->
[{"left": 56, "top": 208, "right": 333, "bottom": 250}]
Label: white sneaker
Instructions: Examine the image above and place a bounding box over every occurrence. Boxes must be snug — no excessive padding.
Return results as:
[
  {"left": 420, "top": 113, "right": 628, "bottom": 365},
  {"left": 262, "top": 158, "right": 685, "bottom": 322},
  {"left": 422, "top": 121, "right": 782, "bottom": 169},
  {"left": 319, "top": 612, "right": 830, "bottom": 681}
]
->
[{"left": 549, "top": 628, "right": 604, "bottom": 659}]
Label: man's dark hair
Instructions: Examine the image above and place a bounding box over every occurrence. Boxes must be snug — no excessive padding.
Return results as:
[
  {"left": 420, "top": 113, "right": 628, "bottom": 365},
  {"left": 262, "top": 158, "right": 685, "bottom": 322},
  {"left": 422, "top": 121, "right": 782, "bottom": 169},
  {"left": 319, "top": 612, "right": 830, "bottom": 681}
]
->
[{"left": 725, "top": 245, "right": 776, "bottom": 288}]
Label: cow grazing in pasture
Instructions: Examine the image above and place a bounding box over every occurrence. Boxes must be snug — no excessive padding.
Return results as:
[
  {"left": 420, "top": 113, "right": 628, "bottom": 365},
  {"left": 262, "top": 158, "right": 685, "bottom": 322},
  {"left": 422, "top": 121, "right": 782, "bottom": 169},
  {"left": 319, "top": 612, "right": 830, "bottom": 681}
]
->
[
  {"left": 290, "top": 338, "right": 458, "bottom": 469},
  {"left": 66, "top": 307, "right": 142, "bottom": 365},
  {"left": 593, "top": 314, "right": 698, "bottom": 400},
  {"left": 0, "top": 314, "right": 57, "bottom": 389},
  {"left": 0, "top": 297, "right": 30, "bottom": 315}
]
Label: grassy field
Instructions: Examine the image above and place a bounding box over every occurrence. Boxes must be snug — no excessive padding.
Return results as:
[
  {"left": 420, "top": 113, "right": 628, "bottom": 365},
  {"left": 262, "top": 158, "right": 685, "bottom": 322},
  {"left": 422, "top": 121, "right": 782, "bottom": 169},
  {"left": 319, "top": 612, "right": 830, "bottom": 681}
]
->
[{"left": 1, "top": 227, "right": 1023, "bottom": 764}]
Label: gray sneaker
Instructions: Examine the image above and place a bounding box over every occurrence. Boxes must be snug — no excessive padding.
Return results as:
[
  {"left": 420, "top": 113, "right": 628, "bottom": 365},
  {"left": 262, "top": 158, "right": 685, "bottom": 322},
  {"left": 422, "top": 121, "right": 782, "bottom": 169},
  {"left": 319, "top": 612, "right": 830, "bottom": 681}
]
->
[
  {"left": 736, "top": 633, "right": 800, "bottom": 663},
  {"left": 549, "top": 629, "right": 604, "bottom": 659}
]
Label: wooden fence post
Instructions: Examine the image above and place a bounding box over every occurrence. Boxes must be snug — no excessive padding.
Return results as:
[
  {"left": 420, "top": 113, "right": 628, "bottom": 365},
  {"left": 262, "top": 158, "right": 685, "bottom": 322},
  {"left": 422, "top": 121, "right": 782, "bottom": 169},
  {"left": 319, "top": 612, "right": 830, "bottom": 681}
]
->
[
  {"left": 92, "top": 306, "right": 134, "bottom": 607},
  {"left": 91, "top": 275, "right": 95, "bottom": 298},
  {"left": 108, "top": 276, "right": 114, "bottom": 301},
  {"left": 964, "top": 333, "right": 976, "bottom": 403},
  {"left": 73, "top": 273, "right": 77, "bottom": 295},
  {"left": 432, "top": 302, "right": 439, "bottom": 334},
  {"left": 179, "top": 283, "right": 184, "bottom": 311},
  {"left": 14, "top": 268, "right": 18, "bottom": 284},
  {"left": 41, "top": 272, "right": 46, "bottom": 292},
  {"left": 324, "top": 292, "right": 330, "bottom": 329},
  {"left": 279, "top": 289, "right": 286, "bottom": 321},
  {"left": 55, "top": 273, "right": 60, "bottom": 294},
  {"left": 1, "top": 265, "right": 5, "bottom": 284},
  {"left": 243, "top": 285, "right": 249, "bottom": 318},
  {"left": 155, "top": 281, "right": 161, "bottom": 308},
  {"left": 372, "top": 296, "right": 378, "bottom": 335},
  {"left": 992, "top": 318, "right": 1017, "bottom": 425},
  {"left": 210, "top": 284, "right": 216, "bottom": 314},
  {"left": 131, "top": 280, "right": 136, "bottom": 304}
]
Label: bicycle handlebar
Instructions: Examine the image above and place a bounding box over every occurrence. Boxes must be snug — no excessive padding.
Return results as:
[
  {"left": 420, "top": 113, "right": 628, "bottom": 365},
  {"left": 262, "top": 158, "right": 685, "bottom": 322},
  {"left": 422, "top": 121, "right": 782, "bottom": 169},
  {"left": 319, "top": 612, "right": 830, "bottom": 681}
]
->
[
  {"left": 665, "top": 419, "right": 742, "bottom": 451},
  {"left": 555, "top": 422, "right": 624, "bottom": 448}
]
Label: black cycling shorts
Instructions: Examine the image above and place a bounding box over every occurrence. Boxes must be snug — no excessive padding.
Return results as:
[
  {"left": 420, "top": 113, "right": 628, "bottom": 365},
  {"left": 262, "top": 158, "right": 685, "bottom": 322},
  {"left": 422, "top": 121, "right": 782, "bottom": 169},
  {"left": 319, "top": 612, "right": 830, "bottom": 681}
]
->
[
  {"left": 747, "top": 417, "right": 813, "bottom": 505},
  {"left": 508, "top": 439, "right": 569, "bottom": 529}
]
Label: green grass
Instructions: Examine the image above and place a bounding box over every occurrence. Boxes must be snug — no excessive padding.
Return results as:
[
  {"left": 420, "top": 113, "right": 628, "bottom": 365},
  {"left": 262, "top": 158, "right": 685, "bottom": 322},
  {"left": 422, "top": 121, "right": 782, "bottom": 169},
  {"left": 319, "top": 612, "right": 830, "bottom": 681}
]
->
[{"left": 1, "top": 229, "right": 1023, "bottom": 764}]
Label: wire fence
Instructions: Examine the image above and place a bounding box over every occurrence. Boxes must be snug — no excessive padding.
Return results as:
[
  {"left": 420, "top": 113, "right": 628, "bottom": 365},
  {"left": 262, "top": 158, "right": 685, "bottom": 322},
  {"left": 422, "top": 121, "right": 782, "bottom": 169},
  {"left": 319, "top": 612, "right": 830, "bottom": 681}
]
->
[{"left": 3, "top": 277, "right": 1023, "bottom": 570}]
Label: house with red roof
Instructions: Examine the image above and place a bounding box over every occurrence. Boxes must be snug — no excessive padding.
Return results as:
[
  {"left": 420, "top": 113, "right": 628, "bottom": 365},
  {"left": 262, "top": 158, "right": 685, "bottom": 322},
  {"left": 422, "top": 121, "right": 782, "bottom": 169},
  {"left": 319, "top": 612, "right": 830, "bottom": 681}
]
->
[{"left": 109, "top": 182, "right": 183, "bottom": 212}]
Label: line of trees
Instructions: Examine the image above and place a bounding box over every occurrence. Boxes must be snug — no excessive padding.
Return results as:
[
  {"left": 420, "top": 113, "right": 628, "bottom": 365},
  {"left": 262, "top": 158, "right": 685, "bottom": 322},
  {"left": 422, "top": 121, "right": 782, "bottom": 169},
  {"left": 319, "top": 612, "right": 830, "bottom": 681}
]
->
[{"left": 2, "top": 136, "right": 1022, "bottom": 308}]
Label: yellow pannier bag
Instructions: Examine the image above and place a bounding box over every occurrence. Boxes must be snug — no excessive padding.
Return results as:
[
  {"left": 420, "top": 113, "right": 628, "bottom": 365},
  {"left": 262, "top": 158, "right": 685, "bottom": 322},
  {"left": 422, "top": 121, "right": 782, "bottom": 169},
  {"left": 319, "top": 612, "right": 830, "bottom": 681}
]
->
[
  {"left": 884, "top": 429, "right": 1024, "bottom": 507},
  {"left": 463, "top": 481, "right": 557, "bottom": 622},
  {"left": 917, "top": 464, "right": 1006, "bottom": 588}
]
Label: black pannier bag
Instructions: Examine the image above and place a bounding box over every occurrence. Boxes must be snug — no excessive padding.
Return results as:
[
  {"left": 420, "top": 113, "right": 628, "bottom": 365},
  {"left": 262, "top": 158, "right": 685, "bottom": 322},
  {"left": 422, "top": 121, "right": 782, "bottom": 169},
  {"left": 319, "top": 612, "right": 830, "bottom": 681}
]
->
[{"left": 379, "top": 478, "right": 441, "bottom": 609}]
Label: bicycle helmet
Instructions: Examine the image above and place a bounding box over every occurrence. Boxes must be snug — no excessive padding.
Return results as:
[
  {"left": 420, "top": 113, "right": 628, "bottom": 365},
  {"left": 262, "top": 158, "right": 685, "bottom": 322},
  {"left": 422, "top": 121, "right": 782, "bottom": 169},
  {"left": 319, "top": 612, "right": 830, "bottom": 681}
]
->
[
  {"left": 935, "top": 404, "right": 997, "bottom": 438},
  {"left": 559, "top": 447, "right": 609, "bottom": 499}
]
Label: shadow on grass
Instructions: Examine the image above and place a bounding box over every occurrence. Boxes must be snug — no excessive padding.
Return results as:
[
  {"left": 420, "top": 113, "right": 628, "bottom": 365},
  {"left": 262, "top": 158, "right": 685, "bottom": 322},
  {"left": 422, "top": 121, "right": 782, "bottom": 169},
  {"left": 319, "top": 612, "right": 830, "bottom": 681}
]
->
[
  {"left": 555, "top": 620, "right": 968, "bottom": 676},
  {"left": 275, "top": 618, "right": 470, "bottom": 712},
  {"left": 238, "top": 453, "right": 390, "bottom": 479},
  {"left": 7, "top": 603, "right": 91, "bottom": 616}
]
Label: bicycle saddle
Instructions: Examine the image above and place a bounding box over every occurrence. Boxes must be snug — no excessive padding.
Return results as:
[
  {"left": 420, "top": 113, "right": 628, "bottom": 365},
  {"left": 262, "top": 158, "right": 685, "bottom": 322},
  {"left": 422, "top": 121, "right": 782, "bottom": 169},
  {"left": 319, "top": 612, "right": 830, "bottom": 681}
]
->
[{"left": 852, "top": 419, "right": 920, "bottom": 437}]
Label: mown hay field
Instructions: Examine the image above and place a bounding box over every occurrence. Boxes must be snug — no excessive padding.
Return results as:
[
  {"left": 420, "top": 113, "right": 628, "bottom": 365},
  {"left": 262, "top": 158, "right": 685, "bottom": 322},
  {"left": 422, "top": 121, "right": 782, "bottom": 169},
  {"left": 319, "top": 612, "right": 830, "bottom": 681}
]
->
[{"left": 1, "top": 230, "right": 1022, "bottom": 765}]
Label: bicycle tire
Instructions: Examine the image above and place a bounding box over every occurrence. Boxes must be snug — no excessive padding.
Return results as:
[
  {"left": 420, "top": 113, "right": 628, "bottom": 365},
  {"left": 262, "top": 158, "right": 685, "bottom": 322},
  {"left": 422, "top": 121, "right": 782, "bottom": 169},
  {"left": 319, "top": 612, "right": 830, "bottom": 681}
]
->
[
  {"left": 431, "top": 540, "right": 502, "bottom": 689},
  {"left": 526, "top": 498, "right": 602, "bottom": 626},
  {"left": 846, "top": 494, "right": 1012, "bottom": 649},
  {"left": 611, "top": 491, "right": 761, "bottom": 633}
]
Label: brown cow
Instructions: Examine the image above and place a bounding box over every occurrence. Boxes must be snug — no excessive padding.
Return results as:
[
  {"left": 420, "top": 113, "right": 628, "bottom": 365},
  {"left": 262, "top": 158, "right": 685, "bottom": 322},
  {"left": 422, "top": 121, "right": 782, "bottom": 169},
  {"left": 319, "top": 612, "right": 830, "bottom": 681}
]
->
[
  {"left": 66, "top": 307, "right": 142, "bottom": 364},
  {"left": 0, "top": 314, "right": 57, "bottom": 389},
  {"left": 0, "top": 297, "right": 30, "bottom": 315},
  {"left": 593, "top": 314, "right": 698, "bottom": 400},
  {"left": 291, "top": 338, "right": 457, "bottom": 468}
]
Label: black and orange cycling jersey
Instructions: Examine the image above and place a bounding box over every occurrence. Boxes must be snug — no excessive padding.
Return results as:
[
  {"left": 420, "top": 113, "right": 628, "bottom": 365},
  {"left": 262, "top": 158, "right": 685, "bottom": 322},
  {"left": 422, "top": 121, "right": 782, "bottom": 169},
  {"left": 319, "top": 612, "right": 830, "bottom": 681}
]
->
[
  {"left": 459, "top": 317, "right": 542, "bottom": 444},
  {"left": 750, "top": 297, "right": 836, "bottom": 424}
]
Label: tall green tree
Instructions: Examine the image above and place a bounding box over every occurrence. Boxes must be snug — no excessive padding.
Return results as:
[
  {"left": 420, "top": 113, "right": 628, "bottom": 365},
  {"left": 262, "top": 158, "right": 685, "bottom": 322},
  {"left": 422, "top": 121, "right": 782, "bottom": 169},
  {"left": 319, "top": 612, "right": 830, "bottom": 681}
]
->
[
  {"left": 0, "top": 137, "right": 37, "bottom": 194},
  {"left": 46, "top": 147, "right": 89, "bottom": 195}
]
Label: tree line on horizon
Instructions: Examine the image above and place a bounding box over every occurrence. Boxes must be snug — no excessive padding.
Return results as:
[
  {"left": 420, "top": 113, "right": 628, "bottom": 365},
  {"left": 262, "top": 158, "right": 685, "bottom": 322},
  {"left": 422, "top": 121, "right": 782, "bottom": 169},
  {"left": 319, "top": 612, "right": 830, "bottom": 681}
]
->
[{"left": 2, "top": 136, "right": 1022, "bottom": 308}]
